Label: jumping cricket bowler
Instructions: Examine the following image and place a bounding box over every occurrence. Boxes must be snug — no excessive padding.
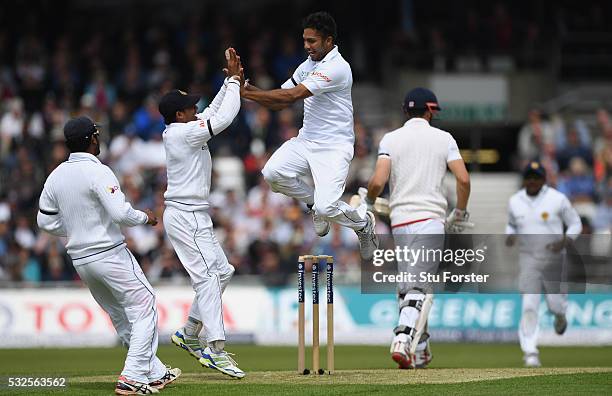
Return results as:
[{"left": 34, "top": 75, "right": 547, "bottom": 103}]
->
[
  {"left": 240, "top": 11, "right": 379, "bottom": 259},
  {"left": 160, "top": 48, "right": 245, "bottom": 378},
  {"left": 506, "top": 161, "right": 582, "bottom": 367},
  {"left": 37, "top": 117, "right": 180, "bottom": 395},
  {"left": 365, "top": 88, "right": 471, "bottom": 369}
]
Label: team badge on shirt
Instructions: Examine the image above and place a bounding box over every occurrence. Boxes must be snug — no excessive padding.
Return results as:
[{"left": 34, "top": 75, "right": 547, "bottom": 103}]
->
[
  {"left": 107, "top": 186, "right": 119, "bottom": 194},
  {"left": 541, "top": 211, "right": 549, "bottom": 221}
]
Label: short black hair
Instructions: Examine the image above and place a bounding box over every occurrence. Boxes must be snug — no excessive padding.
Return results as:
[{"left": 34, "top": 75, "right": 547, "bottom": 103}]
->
[
  {"left": 302, "top": 11, "right": 337, "bottom": 42},
  {"left": 405, "top": 108, "right": 428, "bottom": 118},
  {"left": 66, "top": 136, "right": 92, "bottom": 153}
]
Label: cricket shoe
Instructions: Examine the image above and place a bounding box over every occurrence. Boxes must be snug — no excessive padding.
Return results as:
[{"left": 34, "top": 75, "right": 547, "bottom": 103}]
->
[
  {"left": 554, "top": 314, "right": 567, "bottom": 335},
  {"left": 390, "top": 340, "right": 413, "bottom": 369},
  {"left": 356, "top": 211, "right": 379, "bottom": 260},
  {"left": 149, "top": 367, "right": 181, "bottom": 390},
  {"left": 199, "top": 347, "right": 246, "bottom": 378},
  {"left": 413, "top": 343, "right": 433, "bottom": 368},
  {"left": 115, "top": 376, "right": 159, "bottom": 395},
  {"left": 171, "top": 328, "right": 205, "bottom": 359},
  {"left": 311, "top": 210, "right": 330, "bottom": 237},
  {"left": 524, "top": 353, "right": 541, "bottom": 368}
]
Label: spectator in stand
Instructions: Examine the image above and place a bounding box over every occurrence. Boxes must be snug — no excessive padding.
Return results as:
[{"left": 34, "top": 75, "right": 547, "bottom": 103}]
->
[
  {"left": 132, "top": 95, "right": 165, "bottom": 141},
  {"left": 518, "top": 109, "right": 556, "bottom": 166},
  {"left": 556, "top": 126, "right": 593, "bottom": 172},
  {"left": 557, "top": 157, "right": 596, "bottom": 219},
  {"left": 0, "top": 98, "right": 25, "bottom": 159}
]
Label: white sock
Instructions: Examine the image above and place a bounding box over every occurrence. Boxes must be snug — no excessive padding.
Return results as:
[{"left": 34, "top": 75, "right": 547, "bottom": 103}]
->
[
  {"left": 184, "top": 316, "right": 202, "bottom": 337},
  {"left": 210, "top": 340, "right": 225, "bottom": 353}
]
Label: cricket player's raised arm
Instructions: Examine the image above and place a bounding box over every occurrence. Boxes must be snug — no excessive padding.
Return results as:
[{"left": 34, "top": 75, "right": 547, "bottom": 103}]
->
[
  {"left": 37, "top": 182, "right": 67, "bottom": 237},
  {"left": 198, "top": 79, "right": 230, "bottom": 120},
  {"left": 92, "top": 166, "right": 148, "bottom": 226},
  {"left": 186, "top": 81, "right": 241, "bottom": 147},
  {"left": 447, "top": 138, "right": 470, "bottom": 211}
]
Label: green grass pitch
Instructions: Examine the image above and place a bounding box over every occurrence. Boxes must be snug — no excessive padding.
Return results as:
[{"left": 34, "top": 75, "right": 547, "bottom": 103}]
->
[{"left": 1, "top": 344, "right": 611, "bottom": 395}]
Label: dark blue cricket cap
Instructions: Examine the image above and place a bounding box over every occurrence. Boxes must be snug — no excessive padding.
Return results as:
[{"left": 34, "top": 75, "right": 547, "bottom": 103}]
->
[
  {"left": 403, "top": 87, "right": 441, "bottom": 111},
  {"left": 64, "top": 116, "right": 98, "bottom": 141},
  {"left": 158, "top": 89, "right": 200, "bottom": 122},
  {"left": 523, "top": 161, "right": 546, "bottom": 178}
]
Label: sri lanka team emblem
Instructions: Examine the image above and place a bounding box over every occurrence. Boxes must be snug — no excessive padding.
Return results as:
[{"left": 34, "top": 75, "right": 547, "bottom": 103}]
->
[{"left": 541, "top": 211, "right": 549, "bottom": 221}]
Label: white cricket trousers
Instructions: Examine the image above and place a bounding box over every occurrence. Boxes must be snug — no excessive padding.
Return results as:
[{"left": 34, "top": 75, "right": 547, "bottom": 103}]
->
[
  {"left": 76, "top": 247, "right": 167, "bottom": 383},
  {"left": 163, "top": 207, "right": 234, "bottom": 343},
  {"left": 262, "top": 137, "right": 368, "bottom": 231},
  {"left": 391, "top": 219, "right": 445, "bottom": 350},
  {"left": 518, "top": 253, "right": 568, "bottom": 355}
]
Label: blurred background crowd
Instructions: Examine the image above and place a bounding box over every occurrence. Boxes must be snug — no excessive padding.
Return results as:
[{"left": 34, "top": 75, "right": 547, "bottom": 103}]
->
[{"left": 1, "top": 0, "right": 611, "bottom": 284}]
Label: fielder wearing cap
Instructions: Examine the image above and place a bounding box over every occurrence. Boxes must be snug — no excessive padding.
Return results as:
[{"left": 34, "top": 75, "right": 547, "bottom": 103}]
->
[
  {"left": 37, "top": 117, "right": 179, "bottom": 393},
  {"left": 506, "top": 160, "right": 582, "bottom": 367},
  {"left": 160, "top": 47, "right": 246, "bottom": 378},
  {"left": 365, "top": 87, "right": 471, "bottom": 369}
]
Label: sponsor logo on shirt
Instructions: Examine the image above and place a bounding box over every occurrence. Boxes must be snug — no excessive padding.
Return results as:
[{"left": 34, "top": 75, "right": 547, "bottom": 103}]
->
[
  {"left": 310, "top": 71, "right": 331, "bottom": 82},
  {"left": 107, "top": 186, "right": 119, "bottom": 194}
]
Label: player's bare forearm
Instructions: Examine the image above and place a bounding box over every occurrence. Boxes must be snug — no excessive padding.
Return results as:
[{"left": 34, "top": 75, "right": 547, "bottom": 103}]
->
[
  {"left": 448, "top": 159, "right": 470, "bottom": 210},
  {"left": 456, "top": 178, "right": 470, "bottom": 211},
  {"left": 367, "top": 180, "right": 385, "bottom": 202},
  {"left": 241, "top": 89, "right": 295, "bottom": 110},
  {"left": 367, "top": 157, "right": 391, "bottom": 202},
  {"left": 241, "top": 84, "right": 311, "bottom": 111}
]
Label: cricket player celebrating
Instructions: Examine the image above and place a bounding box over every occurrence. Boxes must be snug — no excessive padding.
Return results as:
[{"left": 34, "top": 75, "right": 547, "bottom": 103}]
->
[
  {"left": 506, "top": 161, "right": 582, "bottom": 367},
  {"left": 37, "top": 117, "right": 180, "bottom": 395},
  {"left": 160, "top": 48, "right": 245, "bottom": 378},
  {"left": 365, "top": 88, "right": 471, "bottom": 369},
  {"left": 240, "top": 11, "right": 378, "bottom": 259}
]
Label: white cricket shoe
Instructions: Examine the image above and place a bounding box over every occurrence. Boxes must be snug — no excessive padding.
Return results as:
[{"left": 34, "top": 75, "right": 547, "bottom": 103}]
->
[
  {"left": 199, "top": 347, "right": 246, "bottom": 379},
  {"left": 413, "top": 342, "right": 433, "bottom": 368},
  {"left": 149, "top": 367, "right": 181, "bottom": 390},
  {"left": 390, "top": 340, "right": 413, "bottom": 369},
  {"left": 312, "top": 211, "right": 330, "bottom": 237},
  {"left": 356, "top": 211, "right": 379, "bottom": 260},
  {"left": 171, "top": 328, "right": 205, "bottom": 359},
  {"left": 524, "top": 353, "right": 541, "bottom": 368},
  {"left": 554, "top": 314, "right": 567, "bottom": 335}
]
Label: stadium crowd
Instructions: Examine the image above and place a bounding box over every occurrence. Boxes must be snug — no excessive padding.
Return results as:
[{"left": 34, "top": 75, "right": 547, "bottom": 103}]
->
[
  {"left": 1, "top": 1, "right": 611, "bottom": 284},
  {"left": 517, "top": 107, "right": 612, "bottom": 234}
]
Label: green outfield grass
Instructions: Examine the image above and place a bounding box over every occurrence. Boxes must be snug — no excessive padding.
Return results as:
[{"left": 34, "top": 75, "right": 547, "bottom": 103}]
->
[{"left": 1, "top": 344, "right": 611, "bottom": 395}]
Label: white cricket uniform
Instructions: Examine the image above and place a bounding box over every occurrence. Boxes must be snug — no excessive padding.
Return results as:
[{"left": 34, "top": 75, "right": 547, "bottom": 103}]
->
[
  {"left": 378, "top": 118, "right": 463, "bottom": 350},
  {"left": 37, "top": 152, "right": 166, "bottom": 383},
  {"left": 262, "top": 45, "right": 368, "bottom": 230},
  {"left": 162, "top": 79, "right": 240, "bottom": 344},
  {"left": 506, "top": 185, "right": 582, "bottom": 355}
]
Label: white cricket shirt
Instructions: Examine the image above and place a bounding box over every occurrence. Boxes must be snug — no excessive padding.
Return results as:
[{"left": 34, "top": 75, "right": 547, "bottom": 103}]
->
[
  {"left": 506, "top": 186, "right": 582, "bottom": 256},
  {"left": 281, "top": 46, "right": 354, "bottom": 145},
  {"left": 163, "top": 80, "right": 241, "bottom": 211},
  {"left": 37, "top": 152, "right": 148, "bottom": 265},
  {"left": 377, "top": 118, "right": 462, "bottom": 227}
]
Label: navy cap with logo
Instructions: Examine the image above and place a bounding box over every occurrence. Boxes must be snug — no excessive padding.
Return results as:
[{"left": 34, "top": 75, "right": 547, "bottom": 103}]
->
[
  {"left": 64, "top": 116, "right": 98, "bottom": 141},
  {"left": 158, "top": 89, "right": 201, "bottom": 123},
  {"left": 403, "top": 87, "right": 441, "bottom": 112},
  {"left": 523, "top": 161, "right": 546, "bottom": 179}
]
